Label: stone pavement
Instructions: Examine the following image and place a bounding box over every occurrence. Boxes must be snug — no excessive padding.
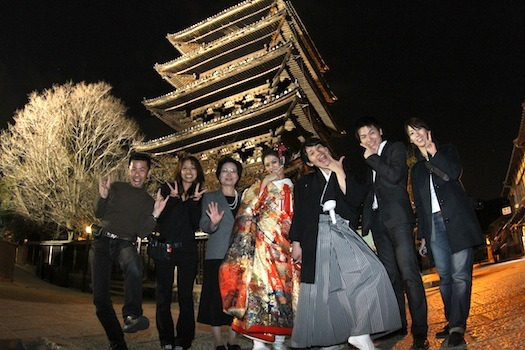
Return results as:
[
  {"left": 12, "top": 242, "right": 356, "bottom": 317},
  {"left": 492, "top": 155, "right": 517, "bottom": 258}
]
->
[{"left": 0, "top": 258, "right": 524, "bottom": 350}]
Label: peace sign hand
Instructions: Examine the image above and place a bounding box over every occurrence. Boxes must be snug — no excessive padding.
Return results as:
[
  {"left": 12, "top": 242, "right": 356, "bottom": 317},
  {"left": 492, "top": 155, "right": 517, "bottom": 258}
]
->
[
  {"left": 153, "top": 189, "right": 170, "bottom": 218},
  {"left": 425, "top": 130, "right": 437, "bottom": 157},
  {"left": 166, "top": 182, "right": 179, "bottom": 198},
  {"left": 99, "top": 175, "right": 111, "bottom": 199},
  {"left": 192, "top": 183, "right": 207, "bottom": 201}
]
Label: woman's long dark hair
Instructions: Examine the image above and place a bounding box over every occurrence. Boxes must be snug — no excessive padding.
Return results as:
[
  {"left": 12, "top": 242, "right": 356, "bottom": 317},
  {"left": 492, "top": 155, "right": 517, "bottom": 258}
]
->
[
  {"left": 173, "top": 155, "right": 205, "bottom": 197},
  {"left": 404, "top": 117, "right": 432, "bottom": 163}
]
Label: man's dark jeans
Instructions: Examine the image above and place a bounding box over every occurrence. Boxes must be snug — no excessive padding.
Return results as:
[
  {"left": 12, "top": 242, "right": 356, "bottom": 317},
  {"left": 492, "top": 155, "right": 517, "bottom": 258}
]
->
[
  {"left": 91, "top": 237, "right": 143, "bottom": 345},
  {"left": 371, "top": 212, "right": 429, "bottom": 338}
]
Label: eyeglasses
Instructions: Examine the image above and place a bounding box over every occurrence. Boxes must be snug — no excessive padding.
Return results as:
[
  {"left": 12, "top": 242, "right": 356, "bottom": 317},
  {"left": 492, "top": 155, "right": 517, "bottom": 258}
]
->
[{"left": 221, "top": 168, "right": 237, "bottom": 173}]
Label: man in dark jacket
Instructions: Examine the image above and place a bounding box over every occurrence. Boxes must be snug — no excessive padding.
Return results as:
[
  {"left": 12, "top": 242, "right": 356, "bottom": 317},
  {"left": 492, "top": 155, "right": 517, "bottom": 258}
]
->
[{"left": 356, "top": 117, "right": 429, "bottom": 350}]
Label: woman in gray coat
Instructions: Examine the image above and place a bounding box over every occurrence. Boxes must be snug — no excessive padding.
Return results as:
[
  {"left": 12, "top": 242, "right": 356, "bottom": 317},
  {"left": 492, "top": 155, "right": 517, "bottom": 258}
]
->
[
  {"left": 197, "top": 156, "right": 243, "bottom": 350},
  {"left": 405, "top": 118, "right": 483, "bottom": 349}
]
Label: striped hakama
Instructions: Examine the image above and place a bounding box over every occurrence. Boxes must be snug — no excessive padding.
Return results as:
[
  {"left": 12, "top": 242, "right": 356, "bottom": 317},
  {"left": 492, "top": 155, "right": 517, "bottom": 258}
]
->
[{"left": 291, "top": 214, "right": 401, "bottom": 348}]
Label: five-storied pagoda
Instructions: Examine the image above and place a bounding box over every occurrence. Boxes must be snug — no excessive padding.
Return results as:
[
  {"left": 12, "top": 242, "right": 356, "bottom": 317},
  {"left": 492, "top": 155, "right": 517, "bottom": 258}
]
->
[{"left": 134, "top": 0, "right": 342, "bottom": 185}]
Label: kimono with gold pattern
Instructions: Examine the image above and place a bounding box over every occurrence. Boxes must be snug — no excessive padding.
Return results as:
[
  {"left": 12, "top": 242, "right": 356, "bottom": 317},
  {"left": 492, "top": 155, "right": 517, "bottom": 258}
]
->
[{"left": 219, "top": 179, "right": 300, "bottom": 342}]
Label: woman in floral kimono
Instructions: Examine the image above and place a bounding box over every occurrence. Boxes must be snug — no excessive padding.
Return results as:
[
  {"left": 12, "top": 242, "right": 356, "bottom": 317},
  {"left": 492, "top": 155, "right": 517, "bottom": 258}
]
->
[{"left": 219, "top": 145, "right": 300, "bottom": 350}]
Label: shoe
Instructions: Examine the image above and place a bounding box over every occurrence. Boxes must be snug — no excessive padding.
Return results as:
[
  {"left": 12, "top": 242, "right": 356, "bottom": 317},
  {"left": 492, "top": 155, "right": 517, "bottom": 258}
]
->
[
  {"left": 411, "top": 337, "right": 429, "bottom": 350},
  {"left": 122, "top": 315, "right": 150, "bottom": 333},
  {"left": 228, "top": 344, "right": 242, "bottom": 350},
  {"left": 253, "top": 340, "right": 271, "bottom": 350},
  {"left": 441, "top": 332, "right": 466, "bottom": 349},
  {"left": 217, "top": 346, "right": 228, "bottom": 350},
  {"left": 348, "top": 334, "right": 376, "bottom": 350},
  {"left": 109, "top": 343, "right": 128, "bottom": 350},
  {"left": 162, "top": 345, "right": 173, "bottom": 350},
  {"left": 436, "top": 325, "right": 449, "bottom": 339}
]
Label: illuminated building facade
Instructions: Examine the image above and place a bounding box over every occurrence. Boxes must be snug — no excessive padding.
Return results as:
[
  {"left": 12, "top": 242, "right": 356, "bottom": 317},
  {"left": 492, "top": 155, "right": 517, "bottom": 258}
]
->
[{"left": 494, "top": 102, "right": 525, "bottom": 260}]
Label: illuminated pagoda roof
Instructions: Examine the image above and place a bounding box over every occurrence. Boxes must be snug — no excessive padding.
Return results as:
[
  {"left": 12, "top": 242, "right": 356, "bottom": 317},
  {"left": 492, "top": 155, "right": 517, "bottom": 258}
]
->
[
  {"left": 144, "top": 42, "right": 293, "bottom": 130},
  {"left": 136, "top": 87, "right": 299, "bottom": 155},
  {"left": 167, "top": 0, "right": 277, "bottom": 54},
  {"left": 155, "top": 9, "right": 286, "bottom": 88}
]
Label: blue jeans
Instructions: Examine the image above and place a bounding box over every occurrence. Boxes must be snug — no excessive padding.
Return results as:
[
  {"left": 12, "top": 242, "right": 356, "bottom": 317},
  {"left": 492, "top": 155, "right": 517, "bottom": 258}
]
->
[
  {"left": 90, "top": 237, "right": 143, "bottom": 346},
  {"left": 431, "top": 213, "right": 473, "bottom": 334}
]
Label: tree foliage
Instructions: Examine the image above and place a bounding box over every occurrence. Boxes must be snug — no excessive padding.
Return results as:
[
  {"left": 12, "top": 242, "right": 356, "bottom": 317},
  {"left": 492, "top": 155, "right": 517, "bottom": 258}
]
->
[{"left": 0, "top": 81, "right": 143, "bottom": 239}]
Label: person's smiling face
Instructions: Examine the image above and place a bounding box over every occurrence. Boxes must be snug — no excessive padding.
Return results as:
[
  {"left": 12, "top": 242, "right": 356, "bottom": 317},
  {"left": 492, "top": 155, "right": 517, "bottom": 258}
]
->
[
  {"left": 406, "top": 125, "right": 430, "bottom": 148},
  {"left": 218, "top": 162, "right": 239, "bottom": 187},
  {"left": 180, "top": 159, "right": 197, "bottom": 185},
  {"left": 358, "top": 125, "right": 383, "bottom": 149},
  {"left": 305, "top": 144, "right": 332, "bottom": 170},
  {"left": 128, "top": 160, "right": 149, "bottom": 188}
]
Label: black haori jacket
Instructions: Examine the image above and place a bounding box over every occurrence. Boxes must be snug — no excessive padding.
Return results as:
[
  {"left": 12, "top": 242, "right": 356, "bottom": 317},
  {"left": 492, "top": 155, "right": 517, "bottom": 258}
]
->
[{"left": 289, "top": 168, "right": 366, "bottom": 283}]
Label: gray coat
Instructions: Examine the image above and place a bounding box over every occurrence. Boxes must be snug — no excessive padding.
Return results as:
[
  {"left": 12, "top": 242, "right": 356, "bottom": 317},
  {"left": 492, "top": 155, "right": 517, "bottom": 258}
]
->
[{"left": 199, "top": 189, "right": 236, "bottom": 260}]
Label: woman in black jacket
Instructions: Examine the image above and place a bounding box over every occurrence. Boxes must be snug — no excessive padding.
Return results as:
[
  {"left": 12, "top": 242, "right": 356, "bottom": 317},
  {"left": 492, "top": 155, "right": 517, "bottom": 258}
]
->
[
  {"left": 154, "top": 155, "right": 206, "bottom": 350},
  {"left": 405, "top": 118, "right": 483, "bottom": 349}
]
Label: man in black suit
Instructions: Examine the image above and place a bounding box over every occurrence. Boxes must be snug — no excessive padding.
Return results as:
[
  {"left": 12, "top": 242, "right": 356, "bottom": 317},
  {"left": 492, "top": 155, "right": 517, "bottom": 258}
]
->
[{"left": 355, "top": 117, "right": 429, "bottom": 350}]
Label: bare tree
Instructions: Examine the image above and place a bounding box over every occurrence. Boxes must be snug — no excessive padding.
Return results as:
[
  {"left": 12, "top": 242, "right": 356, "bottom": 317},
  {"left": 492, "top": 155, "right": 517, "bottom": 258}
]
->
[{"left": 0, "top": 81, "right": 143, "bottom": 239}]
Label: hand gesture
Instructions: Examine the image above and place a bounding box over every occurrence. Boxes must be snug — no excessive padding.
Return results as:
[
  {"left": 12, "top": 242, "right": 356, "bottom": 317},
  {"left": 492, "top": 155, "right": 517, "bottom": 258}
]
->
[
  {"left": 327, "top": 155, "right": 345, "bottom": 173},
  {"left": 206, "top": 201, "right": 224, "bottom": 227},
  {"left": 152, "top": 189, "right": 170, "bottom": 218},
  {"left": 99, "top": 175, "right": 111, "bottom": 199},
  {"left": 166, "top": 182, "right": 180, "bottom": 198},
  {"left": 192, "top": 183, "right": 207, "bottom": 201},
  {"left": 425, "top": 131, "right": 437, "bottom": 157},
  {"left": 360, "top": 142, "right": 379, "bottom": 159}
]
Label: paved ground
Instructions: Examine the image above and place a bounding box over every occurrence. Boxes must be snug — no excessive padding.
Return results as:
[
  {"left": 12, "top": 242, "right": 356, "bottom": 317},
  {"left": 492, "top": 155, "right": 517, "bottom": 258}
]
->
[{"left": 0, "top": 257, "right": 524, "bottom": 350}]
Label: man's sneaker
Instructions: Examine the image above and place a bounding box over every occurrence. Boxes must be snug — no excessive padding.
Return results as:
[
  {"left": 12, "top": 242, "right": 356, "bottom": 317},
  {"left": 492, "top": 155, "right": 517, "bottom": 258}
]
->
[
  {"left": 162, "top": 345, "right": 173, "bottom": 350},
  {"left": 122, "top": 315, "right": 150, "bottom": 333}
]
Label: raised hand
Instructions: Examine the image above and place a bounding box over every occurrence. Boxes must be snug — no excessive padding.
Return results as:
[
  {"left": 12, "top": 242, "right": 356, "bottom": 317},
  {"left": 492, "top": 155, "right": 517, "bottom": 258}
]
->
[
  {"left": 360, "top": 142, "right": 379, "bottom": 159},
  {"left": 166, "top": 181, "right": 180, "bottom": 198},
  {"left": 152, "top": 188, "right": 170, "bottom": 218},
  {"left": 99, "top": 175, "right": 111, "bottom": 199},
  {"left": 426, "top": 130, "right": 437, "bottom": 157},
  {"left": 192, "top": 183, "right": 207, "bottom": 201},
  {"left": 206, "top": 201, "right": 225, "bottom": 227},
  {"left": 327, "top": 155, "right": 345, "bottom": 173}
]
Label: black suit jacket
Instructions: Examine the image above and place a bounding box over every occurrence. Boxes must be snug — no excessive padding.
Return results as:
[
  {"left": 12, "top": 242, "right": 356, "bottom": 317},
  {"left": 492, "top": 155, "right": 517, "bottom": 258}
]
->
[
  {"left": 289, "top": 167, "right": 365, "bottom": 283},
  {"left": 410, "top": 143, "right": 483, "bottom": 253},
  {"left": 361, "top": 141, "right": 415, "bottom": 236}
]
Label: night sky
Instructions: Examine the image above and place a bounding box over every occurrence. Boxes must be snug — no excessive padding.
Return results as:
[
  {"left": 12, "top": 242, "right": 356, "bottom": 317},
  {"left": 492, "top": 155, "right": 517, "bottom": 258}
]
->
[{"left": 1, "top": 1, "right": 524, "bottom": 200}]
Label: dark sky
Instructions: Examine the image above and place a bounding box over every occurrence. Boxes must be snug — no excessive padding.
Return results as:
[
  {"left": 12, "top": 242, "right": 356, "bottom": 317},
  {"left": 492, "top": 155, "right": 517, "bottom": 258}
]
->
[{"left": 1, "top": 1, "right": 524, "bottom": 200}]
